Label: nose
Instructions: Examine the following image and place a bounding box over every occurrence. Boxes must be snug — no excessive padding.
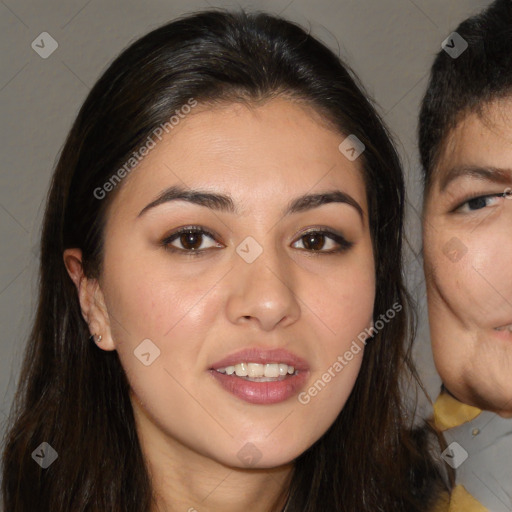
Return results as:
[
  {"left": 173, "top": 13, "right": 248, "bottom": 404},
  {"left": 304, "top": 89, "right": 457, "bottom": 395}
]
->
[{"left": 225, "top": 245, "right": 301, "bottom": 331}]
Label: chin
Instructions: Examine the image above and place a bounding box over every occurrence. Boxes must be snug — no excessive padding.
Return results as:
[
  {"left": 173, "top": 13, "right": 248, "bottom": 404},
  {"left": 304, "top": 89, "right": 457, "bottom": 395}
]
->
[
  {"left": 223, "top": 451, "right": 297, "bottom": 470},
  {"left": 489, "top": 393, "right": 512, "bottom": 417},
  {"left": 449, "top": 378, "right": 512, "bottom": 416}
]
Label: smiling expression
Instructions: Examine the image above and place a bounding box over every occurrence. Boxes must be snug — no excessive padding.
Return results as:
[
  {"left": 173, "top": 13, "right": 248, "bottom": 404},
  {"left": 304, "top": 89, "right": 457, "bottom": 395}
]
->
[
  {"left": 81, "top": 97, "right": 376, "bottom": 468},
  {"left": 423, "top": 98, "right": 512, "bottom": 416}
]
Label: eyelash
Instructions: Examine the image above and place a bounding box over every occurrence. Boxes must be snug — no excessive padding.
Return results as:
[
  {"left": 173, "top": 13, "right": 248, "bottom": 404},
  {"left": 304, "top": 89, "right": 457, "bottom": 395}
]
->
[
  {"left": 452, "top": 191, "right": 510, "bottom": 213},
  {"left": 160, "top": 225, "right": 353, "bottom": 257}
]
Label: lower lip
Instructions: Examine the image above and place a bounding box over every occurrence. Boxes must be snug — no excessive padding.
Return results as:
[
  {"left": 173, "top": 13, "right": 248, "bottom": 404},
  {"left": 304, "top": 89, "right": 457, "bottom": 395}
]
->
[
  {"left": 208, "top": 369, "right": 309, "bottom": 404},
  {"left": 493, "top": 327, "right": 512, "bottom": 340}
]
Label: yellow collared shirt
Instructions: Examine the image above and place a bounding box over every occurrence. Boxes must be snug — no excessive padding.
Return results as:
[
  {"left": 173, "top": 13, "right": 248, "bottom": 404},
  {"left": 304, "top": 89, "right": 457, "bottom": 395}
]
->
[{"left": 432, "top": 391, "right": 512, "bottom": 512}]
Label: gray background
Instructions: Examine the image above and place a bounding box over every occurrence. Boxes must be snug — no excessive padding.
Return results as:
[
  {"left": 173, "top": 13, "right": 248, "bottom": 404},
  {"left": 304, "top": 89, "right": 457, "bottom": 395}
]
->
[{"left": 0, "top": 0, "right": 489, "bottom": 442}]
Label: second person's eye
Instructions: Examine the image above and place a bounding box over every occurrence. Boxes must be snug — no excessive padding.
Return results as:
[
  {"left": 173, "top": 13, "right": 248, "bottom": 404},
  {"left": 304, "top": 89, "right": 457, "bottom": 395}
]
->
[{"left": 453, "top": 193, "right": 505, "bottom": 213}]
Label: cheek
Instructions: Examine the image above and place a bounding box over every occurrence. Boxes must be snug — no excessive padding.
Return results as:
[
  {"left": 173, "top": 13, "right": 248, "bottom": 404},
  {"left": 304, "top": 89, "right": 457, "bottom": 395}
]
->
[
  {"left": 426, "top": 229, "right": 512, "bottom": 321},
  {"left": 470, "top": 236, "right": 512, "bottom": 284},
  {"left": 293, "top": 263, "right": 373, "bottom": 433},
  {"left": 106, "top": 267, "right": 216, "bottom": 414},
  {"left": 469, "top": 236, "right": 512, "bottom": 318},
  {"left": 313, "top": 255, "right": 375, "bottom": 359},
  {"left": 104, "top": 240, "right": 217, "bottom": 333},
  {"left": 333, "top": 271, "right": 374, "bottom": 330},
  {"left": 101, "top": 253, "right": 221, "bottom": 404}
]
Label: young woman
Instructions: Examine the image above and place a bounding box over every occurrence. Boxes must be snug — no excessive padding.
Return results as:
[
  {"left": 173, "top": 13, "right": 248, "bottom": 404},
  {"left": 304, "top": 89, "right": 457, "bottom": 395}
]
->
[{"left": 1, "top": 8, "right": 446, "bottom": 511}]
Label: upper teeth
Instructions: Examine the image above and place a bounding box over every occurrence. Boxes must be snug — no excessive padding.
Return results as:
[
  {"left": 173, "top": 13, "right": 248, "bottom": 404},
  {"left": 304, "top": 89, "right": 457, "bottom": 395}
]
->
[
  {"left": 495, "top": 324, "right": 512, "bottom": 332},
  {"left": 215, "top": 363, "right": 295, "bottom": 378}
]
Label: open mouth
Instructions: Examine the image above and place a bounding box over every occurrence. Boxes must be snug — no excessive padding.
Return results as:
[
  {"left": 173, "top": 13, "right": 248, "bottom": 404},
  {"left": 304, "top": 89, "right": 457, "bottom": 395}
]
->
[
  {"left": 209, "top": 362, "right": 308, "bottom": 404},
  {"left": 214, "top": 362, "right": 297, "bottom": 382},
  {"left": 208, "top": 348, "right": 310, "bottom": 404}
]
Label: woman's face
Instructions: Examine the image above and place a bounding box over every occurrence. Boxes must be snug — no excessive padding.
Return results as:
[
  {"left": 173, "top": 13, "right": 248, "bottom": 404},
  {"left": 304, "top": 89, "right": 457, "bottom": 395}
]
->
[
  {"left": 80, "top": 97, "right": 375, "bottom": 468},
  {"left": 423, "top": 98, "right": 512, "bottom": 416}
]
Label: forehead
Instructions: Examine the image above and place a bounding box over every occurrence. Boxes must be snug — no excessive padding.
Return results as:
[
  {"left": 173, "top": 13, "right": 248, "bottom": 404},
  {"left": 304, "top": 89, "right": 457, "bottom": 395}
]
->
[
  {"left": 432, "top": 98, "right": 512, "bottom": 187},
  {"left": 108, "top": 97, "right": 368, "bottom": 220}
]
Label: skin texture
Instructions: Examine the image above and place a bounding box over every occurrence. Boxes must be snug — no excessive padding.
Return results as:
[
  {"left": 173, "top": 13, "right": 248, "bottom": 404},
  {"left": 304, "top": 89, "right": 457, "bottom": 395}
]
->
[
  {"left": 63, "top": 97, "right": 375, "bottom": 512},
  {"left": 423, "top": 98, "right": 512, "bottom": 418}
]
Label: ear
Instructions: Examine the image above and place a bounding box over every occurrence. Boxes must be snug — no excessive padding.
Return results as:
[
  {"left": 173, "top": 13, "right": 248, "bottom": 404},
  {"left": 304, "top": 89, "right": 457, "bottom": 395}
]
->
[{"left": 63, "top": 248, "right": 116, "bottom": 351}]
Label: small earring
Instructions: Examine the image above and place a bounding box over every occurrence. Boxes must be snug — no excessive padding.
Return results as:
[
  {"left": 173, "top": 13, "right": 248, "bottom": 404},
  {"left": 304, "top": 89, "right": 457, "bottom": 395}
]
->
[{"left": 89, "top": 334, "right": 102, "bottom": 343}]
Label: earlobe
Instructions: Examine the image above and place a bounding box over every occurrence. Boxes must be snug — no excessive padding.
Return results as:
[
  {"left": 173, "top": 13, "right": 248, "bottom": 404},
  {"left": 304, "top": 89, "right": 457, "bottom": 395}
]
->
[{"left": 82, "top": 281, "right": 117, "bottom": 351}]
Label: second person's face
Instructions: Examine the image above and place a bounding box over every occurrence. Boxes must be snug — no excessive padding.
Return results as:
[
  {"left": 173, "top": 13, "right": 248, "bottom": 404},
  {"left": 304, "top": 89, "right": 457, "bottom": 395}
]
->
[{"left": 423, "top": 98, "right": 512, "bottom": 416}]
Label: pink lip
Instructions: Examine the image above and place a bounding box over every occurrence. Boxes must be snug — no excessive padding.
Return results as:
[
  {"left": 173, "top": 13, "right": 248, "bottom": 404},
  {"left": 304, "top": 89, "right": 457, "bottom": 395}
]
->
[
  {"left": 492, "top": 326, "right": 512, "bottom": 340},
  {"left": 209, "top": 370, "right": 309, "bottom": 404},
  {"left": 210, "top": 347, "right": 309, "bottom": 371},
  {"left": 208, "top": 347, "right": 310, "bottom": 405}
]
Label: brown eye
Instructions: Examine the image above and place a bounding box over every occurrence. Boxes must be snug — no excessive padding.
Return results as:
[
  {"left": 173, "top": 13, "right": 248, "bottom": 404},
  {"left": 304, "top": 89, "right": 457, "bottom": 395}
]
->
[
  {"left": 292, "top": 230, "right": 353, "bottom": 253},
  {"left": 161, "top": 226, "right": 221, "bottom": 255},
  {"left": 302, "top": 233, "right": 327, "bottom": 251},
  {"left": 178, "top": 231, "right": 203, "bottom": 251}
]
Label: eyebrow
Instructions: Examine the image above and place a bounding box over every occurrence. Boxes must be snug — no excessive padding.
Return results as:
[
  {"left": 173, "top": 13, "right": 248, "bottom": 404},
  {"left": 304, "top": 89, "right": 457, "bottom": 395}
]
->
[
  {"left": 439, "top": 165, "right": 512, "bottom": 192},
  {"left": 137, "top": 184, "right": 364, "bottom": 221}
]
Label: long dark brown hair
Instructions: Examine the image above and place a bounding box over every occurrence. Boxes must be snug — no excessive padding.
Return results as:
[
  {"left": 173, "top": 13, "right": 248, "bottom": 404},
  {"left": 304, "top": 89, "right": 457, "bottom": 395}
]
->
[{"left": 1, "top": 8, "right": 445, "bottom": 511}]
